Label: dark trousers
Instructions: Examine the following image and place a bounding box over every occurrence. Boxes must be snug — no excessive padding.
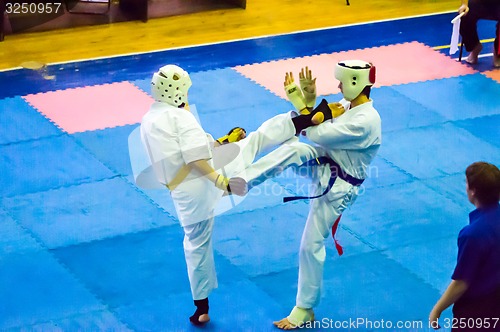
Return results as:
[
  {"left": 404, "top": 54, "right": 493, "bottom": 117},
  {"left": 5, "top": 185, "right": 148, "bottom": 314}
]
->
[
  {"left": 452, "top": 287, "right": 500, "bottom": 331},
  {"left": 1, "top": 0, "right": 5, "bottom": 41},
  {"left": 459, "top": 0, "right": 500, "bottom": 54}
]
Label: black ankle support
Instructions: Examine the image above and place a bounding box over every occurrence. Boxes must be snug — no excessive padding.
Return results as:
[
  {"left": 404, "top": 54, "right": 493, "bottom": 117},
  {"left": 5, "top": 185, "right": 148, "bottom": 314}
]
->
[
  {"left": 292, "top": 114, "right": 315, "bottom": 134},
  {"left": 189, "top": 298, "right": 209, "bottom": 326},
  {"left": 194, "top": 298, "right": 209, "bottom": 312}
]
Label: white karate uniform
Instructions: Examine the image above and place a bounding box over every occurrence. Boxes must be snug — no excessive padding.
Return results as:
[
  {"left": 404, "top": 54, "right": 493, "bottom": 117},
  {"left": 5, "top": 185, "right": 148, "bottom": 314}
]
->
[
  {"left": 242, "top": 99, "right": 382, "bottom": 309},
  {"left": 140, "top": 101, "right": 295, "bottom": 300}
]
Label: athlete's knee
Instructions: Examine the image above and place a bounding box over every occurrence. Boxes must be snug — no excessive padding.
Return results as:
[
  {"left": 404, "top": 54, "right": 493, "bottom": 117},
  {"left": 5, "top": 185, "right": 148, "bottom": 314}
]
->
[
  {"left": 288, "top": 142, "right": 318, "bottom": 163},
  {"left": 299, "top": 237, "right": 324, "bottom": 259}
]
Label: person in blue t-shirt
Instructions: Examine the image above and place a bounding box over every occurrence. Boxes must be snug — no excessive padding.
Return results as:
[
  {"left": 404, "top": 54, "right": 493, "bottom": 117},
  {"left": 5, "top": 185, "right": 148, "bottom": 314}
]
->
[{"left": 430, "top": 161, "right": 500, "bottom": 331}]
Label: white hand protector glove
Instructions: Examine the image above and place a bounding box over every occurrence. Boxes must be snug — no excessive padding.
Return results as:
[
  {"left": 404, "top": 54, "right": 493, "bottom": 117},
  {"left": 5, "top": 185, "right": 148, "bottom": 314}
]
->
[
  {"left": 284, "top": 72, "right": 308, "bottom": 114},
  {"left": 299, "top": 66, "right": 317, "bottom": 109}
]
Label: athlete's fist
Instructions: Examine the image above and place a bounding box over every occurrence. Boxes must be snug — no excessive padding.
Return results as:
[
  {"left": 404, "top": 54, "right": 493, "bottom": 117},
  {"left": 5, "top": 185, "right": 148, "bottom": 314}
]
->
[
  {"left": 217, "top": 127, "right": 246, "bottom": 144},
  {"left": 227, "top": 127, "right": 246, "bottom": 142},
  {"left": 228, "top": 177, "right": 248, "bottom": 196}
]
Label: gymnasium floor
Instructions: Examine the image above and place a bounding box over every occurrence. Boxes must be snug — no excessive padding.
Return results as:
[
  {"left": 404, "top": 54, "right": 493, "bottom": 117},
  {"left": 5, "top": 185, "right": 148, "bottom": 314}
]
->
[{"left": 1, "top": 10, "right": 500, "bottom": 332}]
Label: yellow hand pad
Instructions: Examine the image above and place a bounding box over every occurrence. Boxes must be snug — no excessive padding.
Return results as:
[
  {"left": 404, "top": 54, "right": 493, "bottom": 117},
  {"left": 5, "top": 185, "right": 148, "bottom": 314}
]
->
[
  {"left": 215, "top": 174, "right": 230, "bottom": 191},
  {"left": 217, "top": 127, "right": 246, "bottom": 144}
]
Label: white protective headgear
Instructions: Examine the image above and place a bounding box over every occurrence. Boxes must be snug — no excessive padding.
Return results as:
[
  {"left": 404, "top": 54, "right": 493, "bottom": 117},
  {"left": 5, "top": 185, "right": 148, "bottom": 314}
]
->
[
  {"left": 151, "top": 65, "right": 192, "bottom": 107},
  {"left": 334, "top": 60, "right": 376, "bottom": 101}
]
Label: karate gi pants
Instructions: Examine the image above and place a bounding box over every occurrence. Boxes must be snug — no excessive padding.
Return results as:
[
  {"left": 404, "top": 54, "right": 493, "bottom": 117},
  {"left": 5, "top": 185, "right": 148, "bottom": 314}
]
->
[
  {"left": 242, "top": 140, "right": 360, "bottom": 308},
  {"left": 182, "top": 112, "right": 296, "bottom": 300}
]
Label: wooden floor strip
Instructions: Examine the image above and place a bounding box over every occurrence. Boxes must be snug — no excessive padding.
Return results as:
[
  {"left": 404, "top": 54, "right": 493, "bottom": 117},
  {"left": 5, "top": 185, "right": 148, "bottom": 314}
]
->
[{"left": 0, "top": 0, "right": 457, "bottom": 70}]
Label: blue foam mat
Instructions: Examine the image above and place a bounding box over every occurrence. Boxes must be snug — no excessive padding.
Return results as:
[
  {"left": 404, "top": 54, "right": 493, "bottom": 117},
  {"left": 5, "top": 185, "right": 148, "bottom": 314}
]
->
[
  {"left": 250, "top": 266, "right": 298, "bottom": 310},
  {"left": 213, "top": 200, "right": 312, "bottom": 277},
  {"left": 52, "top": 225, "right": 191, "bottom": 308},
  {"left": 114, "top": 279, "right": 285, "bottom": 332},
  {"left": 341, "top": 180, "right": 470, "bottom": 250},
  {"left": 392, "top": 74, "right": 500, "bottom": 121},
  {"left": 53, "top": 225, "right": 248, "bottom": 309},
  {"left": 0, "top": 135, "right": 115, "bottom": 198},
  {"left": 130, "top": 175, "right": 179, "bottom": 219},
  {"left": 361, "top": 156, "right": 415, "bottom": 189},
  {"left": 13, "top": 310, "right": 131, "bottom": 332},
  {"left": 73, "top": 124, "right": 138, "bottom": 176},
  {"left": 0, "top": 209, "right": 42, "bottom": 256},
  {"left": 373, "top": 86, "right": 448, "bottom": 132},
  {"left": 379, "top": 122, "right": 500, "bottom": 179},
  {"left": 454, "top": 113, "right": 500, "bottom": 147},
  {"left": 317, "top": 251, "right": 448, "bottom": 330},
  {"left": 383, "top": 236, "right": 458, "bottom": 292},
  {"left": 421, "top": 173, "right": 470, "bottom": 208},
  {"left": 2, "top": 177, "right": 176, "bottom": 249},
  {"left": 252, "top": 250, "right": 447, "bottom": 331},
  {"left": 0, "top": 97, "right": 61, "bottom": 145},
  {"left": 189, "top": 68, "right": 289, "bottom": 115},
  {"left": 129, "top": 77, "right": 151, "bottom": 96},
  {"left": 0, "top": 250, "right": 104, "bottom": 330}
]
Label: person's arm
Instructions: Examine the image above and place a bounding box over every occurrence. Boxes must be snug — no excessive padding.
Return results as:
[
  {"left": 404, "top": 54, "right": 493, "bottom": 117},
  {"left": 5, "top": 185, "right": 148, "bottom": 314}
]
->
[
  {"left": 429, "top": 279, "right": 468, "bottom": 329},
  {"left": 189, "top": 159, "right": 247, "bottom": 195},
  {"left": 305, "top": 113, "right": 374, "bottom": 150},
  {"left": 188, "top": 159, "right": 226, "bottom": 188},
  {"left": 178, "top": 112, "right": 247, "bottom": 195}
]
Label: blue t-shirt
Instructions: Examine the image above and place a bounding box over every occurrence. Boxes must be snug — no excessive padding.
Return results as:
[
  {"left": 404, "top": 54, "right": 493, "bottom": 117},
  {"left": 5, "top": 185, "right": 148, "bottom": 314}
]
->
[{"left": 452, "top": 203, "right": 500, "bottom": 300}]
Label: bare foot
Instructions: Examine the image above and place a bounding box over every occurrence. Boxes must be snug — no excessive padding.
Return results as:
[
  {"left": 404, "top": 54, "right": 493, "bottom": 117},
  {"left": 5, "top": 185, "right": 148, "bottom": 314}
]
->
[
  {"left": 273, "top": 317, "right": 297, "bottom": 330},
  {"left": 273, "top": 308, "right": 315, "bottom": 330},
  {"left": 198, "top": 313, "right": 210, "bottom": 324},
  {"left": 466, "top": 43, "right": 483, "bottom": 64},
  {"left": 189, "top": 313, "right": 210, "bottom": 326}
]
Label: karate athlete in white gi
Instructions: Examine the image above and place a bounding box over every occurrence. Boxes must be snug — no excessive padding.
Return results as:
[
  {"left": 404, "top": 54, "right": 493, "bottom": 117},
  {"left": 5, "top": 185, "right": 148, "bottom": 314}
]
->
[
  {"left": 139, "top": 65, "right": 332, "bottom": 327},
  {"left": 241, "top": 60, "right": 382, "bottom": 329}
]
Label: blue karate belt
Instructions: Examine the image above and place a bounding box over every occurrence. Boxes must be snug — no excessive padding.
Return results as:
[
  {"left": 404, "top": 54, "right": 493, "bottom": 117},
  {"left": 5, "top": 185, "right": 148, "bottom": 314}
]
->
[{"left": 283, "top": 156, "right": 364, "bottom": 203}]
